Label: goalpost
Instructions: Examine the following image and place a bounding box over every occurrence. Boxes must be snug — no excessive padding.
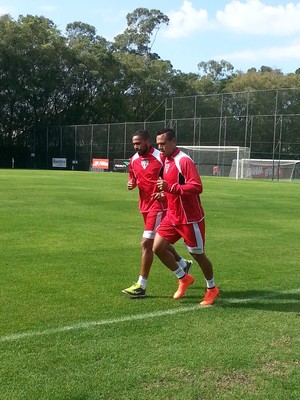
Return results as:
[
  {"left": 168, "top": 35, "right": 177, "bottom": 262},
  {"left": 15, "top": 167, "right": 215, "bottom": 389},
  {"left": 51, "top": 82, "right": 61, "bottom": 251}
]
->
[
  {"left": 179, "top": 145, "right": 251, "bottom": 179},
  {"left": 179, "top": 146, "right": 299, "bottom": 180},
  {"left": 230, "top": 159, "right": 300, "bottom": 180}
]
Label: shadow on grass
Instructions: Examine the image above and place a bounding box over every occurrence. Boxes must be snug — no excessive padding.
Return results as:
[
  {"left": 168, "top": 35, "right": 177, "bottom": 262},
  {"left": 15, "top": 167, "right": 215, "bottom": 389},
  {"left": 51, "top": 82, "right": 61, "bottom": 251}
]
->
[
  {"left": 152, "top": 287, "right": 300, "bottom": 314},
  {"left": 216, "top": 289, "right": 300, "bottom": 314},
  {"left": 124, "top": 287, "right": 300, "bottom": 314}
]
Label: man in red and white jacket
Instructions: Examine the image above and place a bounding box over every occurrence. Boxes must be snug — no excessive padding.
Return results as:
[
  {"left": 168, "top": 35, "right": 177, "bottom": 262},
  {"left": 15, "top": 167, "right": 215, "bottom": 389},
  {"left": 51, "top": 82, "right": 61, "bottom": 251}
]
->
[
  {"left": 122, "top": 129, "right": 193, "bottom": 298},
  {"left": 154, "top": 128, "right": 219, "bottom": 306}
]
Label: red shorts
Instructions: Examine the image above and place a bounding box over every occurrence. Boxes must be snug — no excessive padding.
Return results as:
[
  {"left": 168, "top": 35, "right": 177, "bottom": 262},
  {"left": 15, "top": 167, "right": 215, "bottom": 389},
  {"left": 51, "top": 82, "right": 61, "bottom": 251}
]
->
[
  {"left": 156, "top": 215, "right": 206, "bottom": 254},
  {"left": 142, "top": 210, "right": 166, "bottom": 239}
]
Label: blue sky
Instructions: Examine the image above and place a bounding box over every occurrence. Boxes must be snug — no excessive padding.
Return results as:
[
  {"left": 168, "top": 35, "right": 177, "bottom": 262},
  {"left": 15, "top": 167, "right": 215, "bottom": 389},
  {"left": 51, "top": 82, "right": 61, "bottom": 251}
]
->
[{"left": 1, "top": 0, "right": 300, "bottom": 74}]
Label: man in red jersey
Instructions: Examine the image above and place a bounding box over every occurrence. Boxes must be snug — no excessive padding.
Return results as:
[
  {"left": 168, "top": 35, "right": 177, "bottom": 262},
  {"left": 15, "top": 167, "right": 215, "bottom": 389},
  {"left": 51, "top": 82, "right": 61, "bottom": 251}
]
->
[
  {"left": 122, "top": 129, "right": 193, "bottom": 298},
  {"left": 153, "top": 128, "right": 219, "bottom": 306}
]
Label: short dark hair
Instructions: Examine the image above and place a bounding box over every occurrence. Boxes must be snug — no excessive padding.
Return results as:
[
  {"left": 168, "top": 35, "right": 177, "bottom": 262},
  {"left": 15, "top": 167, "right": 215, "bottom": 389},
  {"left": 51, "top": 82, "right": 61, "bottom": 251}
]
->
[
  {"left": 156, "top": 128, "right": 176, "bottom": 140},
  {"left": 132, "top": 129, "right": 150, "bottom": 140}
]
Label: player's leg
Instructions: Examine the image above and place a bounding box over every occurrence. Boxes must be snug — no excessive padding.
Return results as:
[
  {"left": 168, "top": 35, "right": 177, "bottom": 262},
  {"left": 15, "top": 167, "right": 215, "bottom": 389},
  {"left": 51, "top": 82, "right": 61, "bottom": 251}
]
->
[
  {"left": 191, "top": 252, "right": 219, "bottom": 306},
  {"left": 168, "top": 244, "right": 193, "bottom": 274},
  {"left": 122, "top": 211, "right": 161, "bottom": 298},
  {"left": 153, "top": 233, "right": 179, "bottom": 271},
  {"left": 140, "top": 236, "right": 154, "bottom": 279},
  {"left": 153, "top": 218, "right": 194, "bottom": 299},
  {"left": 137, "top": 211, "right": 192, "bottom": 279},
  {"left": 182, "top": 221, "right": 219, "bottom": 306}
]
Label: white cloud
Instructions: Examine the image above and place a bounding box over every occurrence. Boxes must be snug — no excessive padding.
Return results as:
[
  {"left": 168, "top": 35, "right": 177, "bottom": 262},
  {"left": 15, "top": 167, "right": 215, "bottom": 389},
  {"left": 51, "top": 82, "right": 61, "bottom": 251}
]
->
[
  {"left": 216, "top": 0, "right": 300, "bottom": 35},
  {"left": 262, "top": 40, "right": 300, "bottom": 59},
  {"left": 164, "top": 0, "right": 209, "bottom": 39},
  {"left": 215, "top": 40, "right": 300, "bottom": 63}
]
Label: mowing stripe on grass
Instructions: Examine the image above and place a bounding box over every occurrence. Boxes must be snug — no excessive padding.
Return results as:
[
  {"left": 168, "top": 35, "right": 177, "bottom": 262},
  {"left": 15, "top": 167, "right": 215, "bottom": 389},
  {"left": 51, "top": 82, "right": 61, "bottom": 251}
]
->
[{"left": 1, "top": 288, "right": 299, "bottom": 343}]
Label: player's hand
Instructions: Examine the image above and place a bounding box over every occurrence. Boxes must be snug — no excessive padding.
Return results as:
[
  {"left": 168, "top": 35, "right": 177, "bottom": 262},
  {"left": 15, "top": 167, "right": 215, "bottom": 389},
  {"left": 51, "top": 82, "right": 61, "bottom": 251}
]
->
[
  {"left": 157, "top": 177, "right": 167, "bottom": 192},
  {"left": 127, "top": 179, "right": 136, "bottom": 190},
  {"left": 152, "top": 191, "right": 165, "bottom": 201}
]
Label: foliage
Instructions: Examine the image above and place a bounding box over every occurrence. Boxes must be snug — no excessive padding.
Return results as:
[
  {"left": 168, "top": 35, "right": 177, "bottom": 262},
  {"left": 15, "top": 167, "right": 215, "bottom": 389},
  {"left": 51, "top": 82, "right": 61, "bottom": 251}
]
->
[
  {"left": 1, "top": 9, "right": 300, "bottom": 158},
  {"left": 0, "top": 15, "right": 65, "bottom": 144},
  {"left": 198, "top": 59, "right": 235, "bottom": 81},
  {"left": 114, "top": 8, "right": 169, "bottom": 56}
]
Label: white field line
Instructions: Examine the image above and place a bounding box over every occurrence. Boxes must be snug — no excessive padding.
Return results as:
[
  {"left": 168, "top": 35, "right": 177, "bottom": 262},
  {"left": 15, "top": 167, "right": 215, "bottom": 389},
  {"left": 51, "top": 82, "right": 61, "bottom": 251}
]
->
[{"left": 1, "top": 288, "right": 299, "bottom": 343}]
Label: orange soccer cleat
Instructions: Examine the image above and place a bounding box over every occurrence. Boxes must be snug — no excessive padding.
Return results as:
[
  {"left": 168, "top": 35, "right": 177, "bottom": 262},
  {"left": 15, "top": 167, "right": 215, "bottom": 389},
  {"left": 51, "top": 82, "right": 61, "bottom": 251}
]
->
[
  {"left": 173, "top": 274, "right": 195, "bottom": 299},
  {"left": 200, "top": 286, "right": 220, "bottom": 306}
]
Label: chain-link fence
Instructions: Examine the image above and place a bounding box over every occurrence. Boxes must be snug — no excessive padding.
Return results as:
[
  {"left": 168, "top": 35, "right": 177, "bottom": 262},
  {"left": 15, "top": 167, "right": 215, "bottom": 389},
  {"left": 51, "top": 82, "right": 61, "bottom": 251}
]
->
[{"left": 26, "top": 89, "right": 300, "bottom": 171}]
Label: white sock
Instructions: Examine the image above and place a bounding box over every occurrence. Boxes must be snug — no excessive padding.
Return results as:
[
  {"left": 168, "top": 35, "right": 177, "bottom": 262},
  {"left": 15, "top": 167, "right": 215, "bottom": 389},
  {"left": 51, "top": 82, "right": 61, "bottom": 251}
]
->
[
  {"left": 173, "top": 267, "right": 185, "bottom": 279},
  {"left": 205, "top": 278, "right": 215, "bottom": 289},
  {"left": 177, "top": 257, "right": 187, "bottom": 268},
  {"left": 137, "top": 276, "right": 147, "bottom": 290}
]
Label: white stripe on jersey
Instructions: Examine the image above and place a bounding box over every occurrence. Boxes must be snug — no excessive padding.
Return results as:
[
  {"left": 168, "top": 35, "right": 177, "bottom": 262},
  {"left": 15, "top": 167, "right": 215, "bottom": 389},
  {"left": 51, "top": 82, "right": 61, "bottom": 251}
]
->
[
  {"left": 173, "top": 151, "right": 193, "bottom": 173},
  {"left": 152, "top": 148, "right": 164, "bottom": 166},
  {"left": 131, "top": 148, "right": 163, "bottom": 165}
]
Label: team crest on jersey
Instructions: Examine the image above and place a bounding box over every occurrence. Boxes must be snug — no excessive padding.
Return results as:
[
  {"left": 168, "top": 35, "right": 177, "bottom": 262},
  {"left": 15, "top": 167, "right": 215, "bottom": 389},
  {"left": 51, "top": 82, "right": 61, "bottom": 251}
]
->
[
  {"left": 141, "top": 160, "right": 149, "bottom": 169},
  {"left": 165, "top": 163, "right": 170, "bottom": 173}
]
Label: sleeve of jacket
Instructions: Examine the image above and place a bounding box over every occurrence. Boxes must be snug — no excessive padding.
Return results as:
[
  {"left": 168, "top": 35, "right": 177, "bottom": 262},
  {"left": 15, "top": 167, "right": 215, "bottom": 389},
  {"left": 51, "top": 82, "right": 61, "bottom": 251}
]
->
[
  {"left": 166, "top": 157, "right": 203, "bottom": 195},
  {"left": 128, "top": 161, "right": 137, "bottom": 188}
]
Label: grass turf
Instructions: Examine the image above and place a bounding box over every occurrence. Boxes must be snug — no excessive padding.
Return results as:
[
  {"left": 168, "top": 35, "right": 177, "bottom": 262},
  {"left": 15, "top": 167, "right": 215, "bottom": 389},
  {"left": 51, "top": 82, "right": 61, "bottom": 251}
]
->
[{"left": 0, "top": 170, "right": 299, "bottom": 399}]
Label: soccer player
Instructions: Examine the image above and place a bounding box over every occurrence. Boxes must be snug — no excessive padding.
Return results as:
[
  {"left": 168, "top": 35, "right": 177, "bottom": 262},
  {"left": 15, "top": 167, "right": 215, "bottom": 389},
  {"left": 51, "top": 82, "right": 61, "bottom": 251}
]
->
[
  {"left": 122, "top": 129, "right": 193, "bottom": 298},
  {"left": 153, "top": 128, "right": 219, "bottom": 306}
]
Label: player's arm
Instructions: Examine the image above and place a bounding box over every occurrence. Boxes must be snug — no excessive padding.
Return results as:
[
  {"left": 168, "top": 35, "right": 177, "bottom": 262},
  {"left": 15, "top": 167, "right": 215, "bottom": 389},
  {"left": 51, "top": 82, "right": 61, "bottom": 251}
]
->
[
  {"left": 158, "top": 159, "right": 203, "bottom": 195},
  {"left": 178, "top": 159, "right": 203, "bottom": 194},
  {"left": 127, "top": 164, "right": 137, "bottom": 190}
]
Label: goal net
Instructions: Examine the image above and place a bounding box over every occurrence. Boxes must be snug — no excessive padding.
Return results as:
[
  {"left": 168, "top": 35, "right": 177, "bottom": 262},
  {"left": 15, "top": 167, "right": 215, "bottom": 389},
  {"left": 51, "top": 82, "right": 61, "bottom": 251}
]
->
[
  {"left": 230, "top": 159, "right": 300, "bottom": 180},
  {"left": 179, "top": 146, "right": 250, "bottom": 179}
]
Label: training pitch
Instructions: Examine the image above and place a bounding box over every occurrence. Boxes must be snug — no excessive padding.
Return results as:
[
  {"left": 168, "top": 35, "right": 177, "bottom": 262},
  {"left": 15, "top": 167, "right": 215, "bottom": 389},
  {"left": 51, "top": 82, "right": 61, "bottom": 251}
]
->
[{"left": 0, "top": 170, "right": 299, "bottom": 400}]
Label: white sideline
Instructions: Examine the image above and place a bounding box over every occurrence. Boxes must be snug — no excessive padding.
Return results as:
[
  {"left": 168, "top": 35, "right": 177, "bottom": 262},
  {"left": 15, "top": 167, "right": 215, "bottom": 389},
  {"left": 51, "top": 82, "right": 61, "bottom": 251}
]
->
[{"left": 1, "top": 288, "right": 299, "bottom": 343}]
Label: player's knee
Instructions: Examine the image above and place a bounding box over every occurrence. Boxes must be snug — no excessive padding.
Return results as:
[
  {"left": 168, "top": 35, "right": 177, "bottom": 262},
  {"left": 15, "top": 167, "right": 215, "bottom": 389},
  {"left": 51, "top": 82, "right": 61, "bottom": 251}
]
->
[
  {"left": 153, "top": 239, "right": 168, "bottom": 256},
  {"left": 141, "top": 237, "right": 153, "bottom": 251}
]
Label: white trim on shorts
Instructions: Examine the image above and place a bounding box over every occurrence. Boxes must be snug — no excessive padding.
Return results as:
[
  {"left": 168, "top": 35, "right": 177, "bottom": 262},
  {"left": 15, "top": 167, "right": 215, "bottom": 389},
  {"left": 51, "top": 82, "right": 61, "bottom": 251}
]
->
[
  {"left": 142, "top": 211, "right": 164, "bottom": 240},
  {"left": 184, "top": 222, "right": 204, "bottom": 254}
]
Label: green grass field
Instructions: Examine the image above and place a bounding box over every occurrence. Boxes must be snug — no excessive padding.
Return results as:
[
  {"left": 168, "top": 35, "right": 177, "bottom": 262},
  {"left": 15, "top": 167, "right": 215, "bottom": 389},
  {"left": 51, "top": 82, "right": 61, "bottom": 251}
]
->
[{"left": 0, "top": 170, "right": 299, "bottom": 400}]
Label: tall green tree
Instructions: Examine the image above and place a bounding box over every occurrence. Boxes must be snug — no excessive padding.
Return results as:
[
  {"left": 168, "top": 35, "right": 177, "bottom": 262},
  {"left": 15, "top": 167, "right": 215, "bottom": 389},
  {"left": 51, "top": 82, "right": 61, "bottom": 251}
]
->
[
  {"left": 114, "top": 8, "right": 169, "bottom": 56},
  {"left": 198, "top": 59, "right": 234, "bottom": 81},
  {"left": 63, "top": 21, "right": 117, "bottom": 124},
  {"left": 113, "top": 8, "right": 174, "bottom": 120},
  {"left": 0, "top": 14, "right": 66, "bottom": 143}
]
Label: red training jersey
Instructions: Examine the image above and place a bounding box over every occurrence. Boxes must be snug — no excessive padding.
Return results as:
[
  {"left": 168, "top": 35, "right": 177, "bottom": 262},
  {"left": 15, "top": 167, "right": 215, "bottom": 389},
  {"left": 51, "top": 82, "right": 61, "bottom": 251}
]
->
[
  {"left": 128, "top": 146, "right": 167, "bottom": 213},
  {"left": 163, "top": 148, "right": 204, "bottom": 225}
]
